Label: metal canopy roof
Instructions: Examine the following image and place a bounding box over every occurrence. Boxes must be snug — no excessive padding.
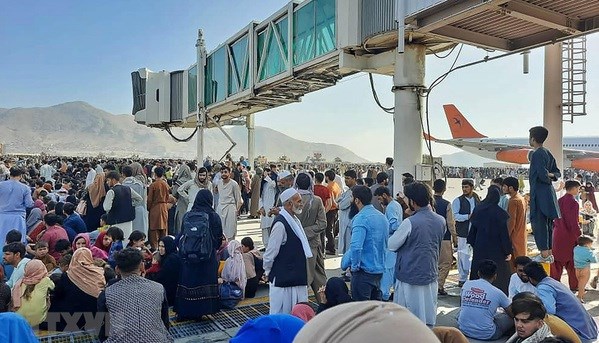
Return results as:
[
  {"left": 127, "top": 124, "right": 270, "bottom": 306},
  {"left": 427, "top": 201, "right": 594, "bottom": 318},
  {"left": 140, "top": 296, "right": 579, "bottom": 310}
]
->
[{"left": 405, "top": 0, "right": 599, "bottom": 51}]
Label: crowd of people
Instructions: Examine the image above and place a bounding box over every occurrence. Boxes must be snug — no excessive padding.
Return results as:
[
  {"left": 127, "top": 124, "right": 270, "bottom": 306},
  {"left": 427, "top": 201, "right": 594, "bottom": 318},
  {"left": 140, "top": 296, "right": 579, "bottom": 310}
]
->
[{"left": 1, "top": 126, "right": 599, "bottom": 342}]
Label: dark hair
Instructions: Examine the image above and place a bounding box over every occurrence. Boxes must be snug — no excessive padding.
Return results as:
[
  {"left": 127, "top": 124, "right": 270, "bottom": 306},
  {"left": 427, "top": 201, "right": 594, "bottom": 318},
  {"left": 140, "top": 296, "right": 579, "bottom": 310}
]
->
[
  {"left": 154, "top": 167, "right": 165, "bottom": 178},
  {"left": 315, "top": 172, "right": 325, "bottom": 183},
  {"left": 100, "top": 214, "right": 108, "bottom": 222},
  {"left": 478, "top": 260, "right": 498, "bottom": 279},
  {"left": 114, "top": 248, "right": 143, "bottom": 273},
  {"left": 127, "top": 230, "right": 147, "bottom": 246},
  {"left": 352, "top": 185, "right": 372, "bottom": 206},
  {"left": 514, "top": 255, "right": 533, "bottom": 267},
  {"left": 433, "top": 179, "right": 446, "bottom": 193},
  {"left": 104, "top": 266, "right": 117, "bottom": 283},
  {"left": 404, "top": 182, "right": 433, "bottom": 207},
  {"left": 241, "top": 237, "right": 254, "bottom": 250},
  {"left": 35, "top": 240, "right": 49, "bottom": 250},
  {"left": 385, "top": 157, "right": 393, "bottom": 166},
  {"left": 63, "top": 202, "right": 75, "bottom": 215},
  {"left": 44, "top": 213, "right": 60, "bottom": 226},
  {"left": 462, "top": 179, "right": 474, "bottom": 187},
  {"left": 565, "top": 180, "right": 581, "bottom": 191},
  {"left": 198, "top": 167, "right": 208, "bottom": 174},
  {"left": 3, "top": 242, "right": 26, "bottom": 258},
  {"left": 9, "top": 167, "right": 23, "bottom": 177},
  {"left": 376, "top": 172, "right": 389, "bottom": 184},
  {"left": 46, "top": 200, "right": 56, "bottom": 212},
  {"left": 5, "top": 229, "right": 23, "bottom": 244},
  {"left": 577, "top": 235, "right": 593, "bottom": 246},
  {"left": 104, "top": 164, "right": 116, "bottom": 171},
  {"left": 523, "top": 262, "right": 547, "bottom": 282},
  {"left": 122, "top": 165, "right": 133, "bottom": 177},
  {"left": 374, "top": 186, "right": 391, "bottom": 197},
  {"left": 343, "top": 170, "right": 357, "bottom": 179},
  {"left": 503, "top": 176, "right": 519, "bottom": 192},
  {"left": 364, "top": 177, "right": 374, "bottom": 187},
  {"left": 58, "top": 254, "right": 72, "bottom": 267},
  {"left": 106, "top": 226, "right": 125, "bottom": 241},
  {"left": 106, "top": 171, "right": 120, "bottom": 181},
  {"left": 55, "top": 239, "right": 71, "bottom": 253},
  {"left": 529, "top": 126, "right": 549, "bottom": 144},
  {"left": 324, "top": 170, "right": 336, "bottom": 182},
  {"left": 221, "top": 166, "right": 231, "bottom": 172},
  {"left": 511, "top": 297, "right": 547, "bottom": 320},
  {"left": 296, "top": 173, "right": 311, "bottom": 190}
]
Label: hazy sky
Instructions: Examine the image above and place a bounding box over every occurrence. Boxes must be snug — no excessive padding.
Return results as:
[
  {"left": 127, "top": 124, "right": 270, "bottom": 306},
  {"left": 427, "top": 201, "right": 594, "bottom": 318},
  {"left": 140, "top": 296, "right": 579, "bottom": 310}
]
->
[{"left": 1, "top": 1, "right": 598, "bottom": 162}]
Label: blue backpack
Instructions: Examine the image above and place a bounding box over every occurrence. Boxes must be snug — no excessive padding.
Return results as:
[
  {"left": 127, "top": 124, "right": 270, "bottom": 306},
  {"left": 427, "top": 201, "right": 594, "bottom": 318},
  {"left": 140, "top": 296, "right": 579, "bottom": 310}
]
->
[{"left": 179, "top": 211, "right": 212, "bottom": 263}]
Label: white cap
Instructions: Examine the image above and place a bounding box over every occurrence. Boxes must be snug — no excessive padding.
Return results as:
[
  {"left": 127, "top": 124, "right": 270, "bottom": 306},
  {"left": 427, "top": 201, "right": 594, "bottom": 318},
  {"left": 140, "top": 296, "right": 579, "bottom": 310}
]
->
[
  {"left": 278, "top": 170, "right": 292, "bottom": 179},
  {"left": 279, "top": 188, "right": 299, "bottom": 203}
]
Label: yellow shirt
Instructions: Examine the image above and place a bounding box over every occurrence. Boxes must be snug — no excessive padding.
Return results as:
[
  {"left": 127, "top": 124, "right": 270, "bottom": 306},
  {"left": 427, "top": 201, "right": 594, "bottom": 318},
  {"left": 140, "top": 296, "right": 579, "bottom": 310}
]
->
[{"left": 16, "top": 277, "right": 55, "bottom": 326}]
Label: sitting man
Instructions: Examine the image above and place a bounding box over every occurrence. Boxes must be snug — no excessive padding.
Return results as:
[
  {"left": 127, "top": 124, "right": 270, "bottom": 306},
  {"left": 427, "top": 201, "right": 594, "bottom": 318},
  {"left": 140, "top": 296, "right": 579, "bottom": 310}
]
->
[
  {"left": 506, "top": 294, "right": 552, "bottom": 342},
  {"left": 509, "top": 256, "right": 537, "bottom": 299},
  {"left": 524, "top": 261, "right": 598, "bottom": 342},
  {"left": 458, "top": 259, "right": 514, "bottom": 340}
]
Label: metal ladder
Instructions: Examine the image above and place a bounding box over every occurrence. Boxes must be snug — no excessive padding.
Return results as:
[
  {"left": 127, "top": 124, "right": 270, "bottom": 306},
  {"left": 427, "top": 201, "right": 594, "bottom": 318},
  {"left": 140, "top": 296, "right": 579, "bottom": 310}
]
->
[{"left": 562, "top": 36, "right": 587, "bottom": 123}]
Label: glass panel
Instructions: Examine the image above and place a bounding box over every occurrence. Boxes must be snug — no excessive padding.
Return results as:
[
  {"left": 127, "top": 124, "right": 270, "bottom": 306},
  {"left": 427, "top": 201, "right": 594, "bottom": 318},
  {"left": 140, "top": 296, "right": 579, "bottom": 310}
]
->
[
  {"left": 259, "top": 22, "right": 287, "bottom": 81},
  {"left": 212, "top": 46, "right": 227, "bottom": 103},
  {"left": 204, "top": 56, "right": 214, "bottom": 105},
  {"left": 188, "top": 65, "right": 197, "bottom": 113},
  {"left": 276, "top": 17, "right": 289, "bottom": 59},
  {"left": 293, "top": 2, "right": 315, "bottom": 66},
  {"left": 315, "top": 0, "right": 336, "bottom": 57},
  {"left": 257, "top": 29, "right": 267, "bottom": 81},
  {"left": 229, "top": 36, "right": 249, "bottom": 95}
]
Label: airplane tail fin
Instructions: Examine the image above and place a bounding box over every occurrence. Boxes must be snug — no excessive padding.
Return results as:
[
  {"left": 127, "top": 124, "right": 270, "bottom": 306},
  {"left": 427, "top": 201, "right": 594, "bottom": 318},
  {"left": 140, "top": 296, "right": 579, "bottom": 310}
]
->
[
  {"left": 443, "top": 104, "right": 487, "bottom": 139},
  {"left": 422, "top": 132, "right": 438, "bottom": 141}
]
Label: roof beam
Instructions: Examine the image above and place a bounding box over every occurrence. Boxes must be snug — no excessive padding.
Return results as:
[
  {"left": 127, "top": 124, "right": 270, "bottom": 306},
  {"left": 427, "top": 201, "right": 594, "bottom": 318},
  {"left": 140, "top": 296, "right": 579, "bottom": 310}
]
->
[
  {"left": 497, "top": 0, "right": 582, "bottom": 34},
  {"left": 511, "top": 29, "right": 568, "bottom": 50},
  {"left": 431, "top": 25, "right": 513, "bottom": 51},
  {"left": 415, "top": 0, "right": 510, "bottom": 33}
]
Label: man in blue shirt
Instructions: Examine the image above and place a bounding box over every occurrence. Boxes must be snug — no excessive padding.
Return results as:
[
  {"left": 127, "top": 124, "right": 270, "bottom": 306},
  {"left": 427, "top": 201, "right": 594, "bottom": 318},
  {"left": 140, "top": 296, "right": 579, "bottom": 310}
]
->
[
  {"left": 524, "top": 261, "right": 598, "bottom": 342},
  {"left": 458, "top": 260, "right": 513, "bottom": 340},
  {"left": 341, "top": 185, "right": 388, "bottom": 301},
  {"left": 0, "top": 167, "right": 34, "bottom": 248},
  {"left": 374, "top": 186, "right": 402, "bottom": 301},
  {"left": 63, "top": 202, "right": 87, "bottom": 237},
  {"left": 3, "top": 242, "right": 31, "bottom": 290}
]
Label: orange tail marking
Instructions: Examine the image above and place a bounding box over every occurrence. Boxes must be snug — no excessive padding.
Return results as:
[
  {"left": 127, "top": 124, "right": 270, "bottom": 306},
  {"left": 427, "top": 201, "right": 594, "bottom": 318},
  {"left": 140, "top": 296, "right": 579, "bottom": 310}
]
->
[
  {"left": 443, "top": 104, "right": 487, "bottom": 139},
  {"left": 422, "top": 132, "right": 437, "bottom": 141}
]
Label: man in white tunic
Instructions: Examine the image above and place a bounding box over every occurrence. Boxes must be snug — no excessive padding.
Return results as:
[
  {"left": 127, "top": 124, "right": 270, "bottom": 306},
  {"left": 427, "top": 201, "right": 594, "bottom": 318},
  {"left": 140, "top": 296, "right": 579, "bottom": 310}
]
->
[
  {"left": 214, "top": 166, "right": 243, "bottom": 240},
  {"left": 263, "top": 188, "right": 313, "bottom": 314},
  {"left": 388, "top": 182, "right": 445, "bottom": 327},
  {"left": 258, "top": 168, "right": 278, "bottom": 248}
]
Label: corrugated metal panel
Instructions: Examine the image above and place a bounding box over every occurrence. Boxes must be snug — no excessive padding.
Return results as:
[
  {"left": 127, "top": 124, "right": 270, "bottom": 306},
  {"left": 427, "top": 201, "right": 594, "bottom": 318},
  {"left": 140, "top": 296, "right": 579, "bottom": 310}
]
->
[
  {"left": 170, "top": 71, "right": 184, "bottom": 122},
  {"left": 525, "top": 0, "right": 599, "bottom": 19},
  {"left": 361, "top": 0, "right": 397, "bottom": 41},
  {"left": 452, "top": 11, "right": 548, "bottom": 40}
]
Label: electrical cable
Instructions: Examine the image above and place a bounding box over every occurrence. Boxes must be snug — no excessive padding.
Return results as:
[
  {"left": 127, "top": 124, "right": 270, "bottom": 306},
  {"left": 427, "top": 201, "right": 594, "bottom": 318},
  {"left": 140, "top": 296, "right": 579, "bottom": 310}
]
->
[
  {"left": 164, "top": 124, "right": 198, "bottom": 142},
  {"left": 369, "top": 73, "right": 395, "bottom": 113},
  {"left": 426, "top": 44, "right": 458, "bottom": 59}
]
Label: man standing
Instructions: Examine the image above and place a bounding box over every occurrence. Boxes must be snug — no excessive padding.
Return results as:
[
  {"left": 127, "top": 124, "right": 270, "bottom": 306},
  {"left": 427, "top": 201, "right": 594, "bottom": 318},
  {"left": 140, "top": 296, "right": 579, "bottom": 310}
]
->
[
  {"left": 294, "top": 173, "right": 327, "bottom": 303},
  {"left": 337, "top": 170, "right": 357, "bottom": 255},
  {"left": 528, "top": 126, "right": 561, "bottom": 263},
  {"left": 104, "top": 171, "right": 142, "bottom": 244},
  {"left": 389, "top": 182, "right": 445, "bottom": 326},
  {"left": 504, "top": 177, "right": 527, "bottom": 271},
  {"left": 3, "top": 242, "right": 31, "bottom": 289},
  {"left": 214, "top": 166, "right": 243, "bottom": 240},
  {"left": 84, "top": 163, "right": 96, "bottom": 189},
  {"left": 374, "top": 186, "right": 402, "bottom": 302},
  {"left": 341, "top": 185, "right": 388, "bottom": 301},
  {"left": 385, "top": 157, "right": 394, "bottom": 194},
  {"left": 433, "top": 179, "right": 457, "bottom": 296},
  {"left": 0, "top": 167, "right": 34, "bottom": 248},
  {"left": 263, "top": 188, "right": 312, "bottom": 314},
  {"left": 524, "top": 261, "right": 598, "bottom": 341},
  {"left": 148, "top": 167, "right": 170, "bottom": 249},
  {"left": 259, "top": 168, "right": 277, "bottom": 248},
  {"left": 452, "top": 179, "right": 480, "bottom": 287},
  {"left": 324, "top": 170, "right": 341, "bottom": 255},
  {"left": 370, "top": 172, "right": 388, "bottom": 213}
]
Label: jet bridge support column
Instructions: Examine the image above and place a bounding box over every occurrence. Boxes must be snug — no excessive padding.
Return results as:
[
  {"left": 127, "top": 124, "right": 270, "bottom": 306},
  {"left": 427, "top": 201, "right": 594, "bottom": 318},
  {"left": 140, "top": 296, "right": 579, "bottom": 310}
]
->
[
  {"left": 543, "top": 43, "right": 564, "bottom": 172},
  {"left": 247, "top": 114, "right": 255, "bottom": 168},
  {"left": 393, "top": 45, "right": 426, "bottom": 193}
]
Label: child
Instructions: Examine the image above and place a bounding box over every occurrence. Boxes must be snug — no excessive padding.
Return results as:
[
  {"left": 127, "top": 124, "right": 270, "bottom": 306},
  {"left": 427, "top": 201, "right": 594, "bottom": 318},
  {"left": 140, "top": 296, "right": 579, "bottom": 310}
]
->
[
  {"left": 50, "top": 254, "right": 72, "bottom": 284},
  {"left": 126, "top": 230, "right": 147, "bottom": 249},
  {"left": 240, "top": 237, "right": 264, "bottom": 298},
  {"left": 54, "top": 239, "right": 72, "bottom": 258},
  {"left": 89, "top": 214, "right": 110, "bottom": 245},
  {"left": 106, "top": 226, "right": 125, "bottom": 269},
  {"left": 34, "top": 241, "right": 57, "bottom": 272},
  {"left": 574, "top": 235, "right": 597, "bottom": 302}
]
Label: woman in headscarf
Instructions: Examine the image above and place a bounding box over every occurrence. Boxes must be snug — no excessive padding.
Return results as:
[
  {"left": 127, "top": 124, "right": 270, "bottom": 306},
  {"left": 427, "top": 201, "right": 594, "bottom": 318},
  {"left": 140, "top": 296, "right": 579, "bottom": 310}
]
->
[
  {"left": 0, "top": 312, "right": 39, "bottom": 343},
  {"left": 146, "top": 236, "right": 181, "bottom": 307},
  {"left": 93, "top": 231, "right": 113, "bottom": 256},
  {"left": 72, "top": 233, "right": 109, "bottom": 260},
  {"left": 222, "top": 240, "right": 248, "bottom": 297},
  {"left": 467, "top": 185, "right": 512, "bottom": 294},
  {"left": 13, "top": 259, "right": 55, "bottom": 326},
  {"left": 177, "top": 166, "right": 213, "bottom": 213},
  {"left": 249, "top": 167, "right": 263, "bottom": 219},
  {"left": 291, "top": 303, "right": 315, "bottom": 322},
  {"left": 175, "top": 189, "right": 223, "bottom": 320},
  {"left": 26, "top": 201, "right": 45, "bottom": 233},
  {"left": 585, "top": 181, "right": 598, "bottom": 212},
  {"left": 172, "top": 163, "right": 193, "bottom": 234},
  {"left": 45, "top": 247, "right": 106, "bottom": 331},
  {"left": 82, "top": 172, "right": 107, "bottom": 232},
  {"left": 316, "top": 277, "right": 353, "bottom": 314},
  {"left": 123, "top": 163, "right": 148, "bottom": 237}
]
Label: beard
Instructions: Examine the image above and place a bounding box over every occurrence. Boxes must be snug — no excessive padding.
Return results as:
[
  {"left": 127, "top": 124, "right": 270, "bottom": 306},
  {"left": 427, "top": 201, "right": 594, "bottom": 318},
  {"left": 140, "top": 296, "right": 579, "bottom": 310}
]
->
[
  {"left": 293, "top": 205, "right": 303, "bottom": 215},
  {"left": 349, "top": 203, "right": 359, "bottom": 219}
]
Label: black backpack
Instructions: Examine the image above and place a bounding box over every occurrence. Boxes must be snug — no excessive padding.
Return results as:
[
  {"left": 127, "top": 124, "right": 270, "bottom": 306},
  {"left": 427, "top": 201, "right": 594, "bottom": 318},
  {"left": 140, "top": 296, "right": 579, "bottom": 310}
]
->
[{"left": 179, "top": 211, "right": 212, "bottom": 263}]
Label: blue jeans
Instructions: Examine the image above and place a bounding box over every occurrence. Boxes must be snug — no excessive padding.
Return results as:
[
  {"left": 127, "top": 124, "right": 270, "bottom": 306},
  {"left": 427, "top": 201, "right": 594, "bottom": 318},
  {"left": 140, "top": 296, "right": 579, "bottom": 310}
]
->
[{"left": 351, "top": 270, "right": 382, "bottom": 301}]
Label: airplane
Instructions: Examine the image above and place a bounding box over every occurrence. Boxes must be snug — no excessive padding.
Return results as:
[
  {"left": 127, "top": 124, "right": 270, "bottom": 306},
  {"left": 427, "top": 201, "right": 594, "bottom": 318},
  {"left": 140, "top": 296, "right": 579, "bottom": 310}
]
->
[{"left": 424, "top": 104, "right": 599, "bottom": 172}]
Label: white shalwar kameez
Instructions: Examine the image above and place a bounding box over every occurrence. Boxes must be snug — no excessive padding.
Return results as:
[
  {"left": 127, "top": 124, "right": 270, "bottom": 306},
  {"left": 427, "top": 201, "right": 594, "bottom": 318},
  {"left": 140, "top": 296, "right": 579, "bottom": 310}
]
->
[
  {"left": 216, "top": 179, "right": 242, "bottom": 240},
  {"left": 259, "top": 174, "right": 277, "bottom": 247}
]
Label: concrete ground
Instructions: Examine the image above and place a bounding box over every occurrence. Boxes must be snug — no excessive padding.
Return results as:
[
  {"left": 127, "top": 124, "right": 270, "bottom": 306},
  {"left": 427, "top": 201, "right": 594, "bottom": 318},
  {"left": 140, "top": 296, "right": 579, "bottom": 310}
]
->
[{"left": 175, "top": 177, "right": 599, "bottom": 342}]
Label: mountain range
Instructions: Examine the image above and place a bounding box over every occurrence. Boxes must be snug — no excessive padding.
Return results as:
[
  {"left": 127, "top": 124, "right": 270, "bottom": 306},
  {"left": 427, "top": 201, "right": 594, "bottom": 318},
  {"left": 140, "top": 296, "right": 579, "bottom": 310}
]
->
[{"left": 0, "top": 102, "right": 369, "bottom": 163}]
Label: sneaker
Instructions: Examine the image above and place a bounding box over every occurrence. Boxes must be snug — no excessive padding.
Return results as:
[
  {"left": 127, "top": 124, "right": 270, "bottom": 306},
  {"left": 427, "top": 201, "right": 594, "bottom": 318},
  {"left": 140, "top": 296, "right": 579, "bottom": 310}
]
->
[
  {"left": 591, "top": 276, "right": 598, "bottom": 289},
  {"left": 532, "top": 254, "right": 555, "bottom": 264}
]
